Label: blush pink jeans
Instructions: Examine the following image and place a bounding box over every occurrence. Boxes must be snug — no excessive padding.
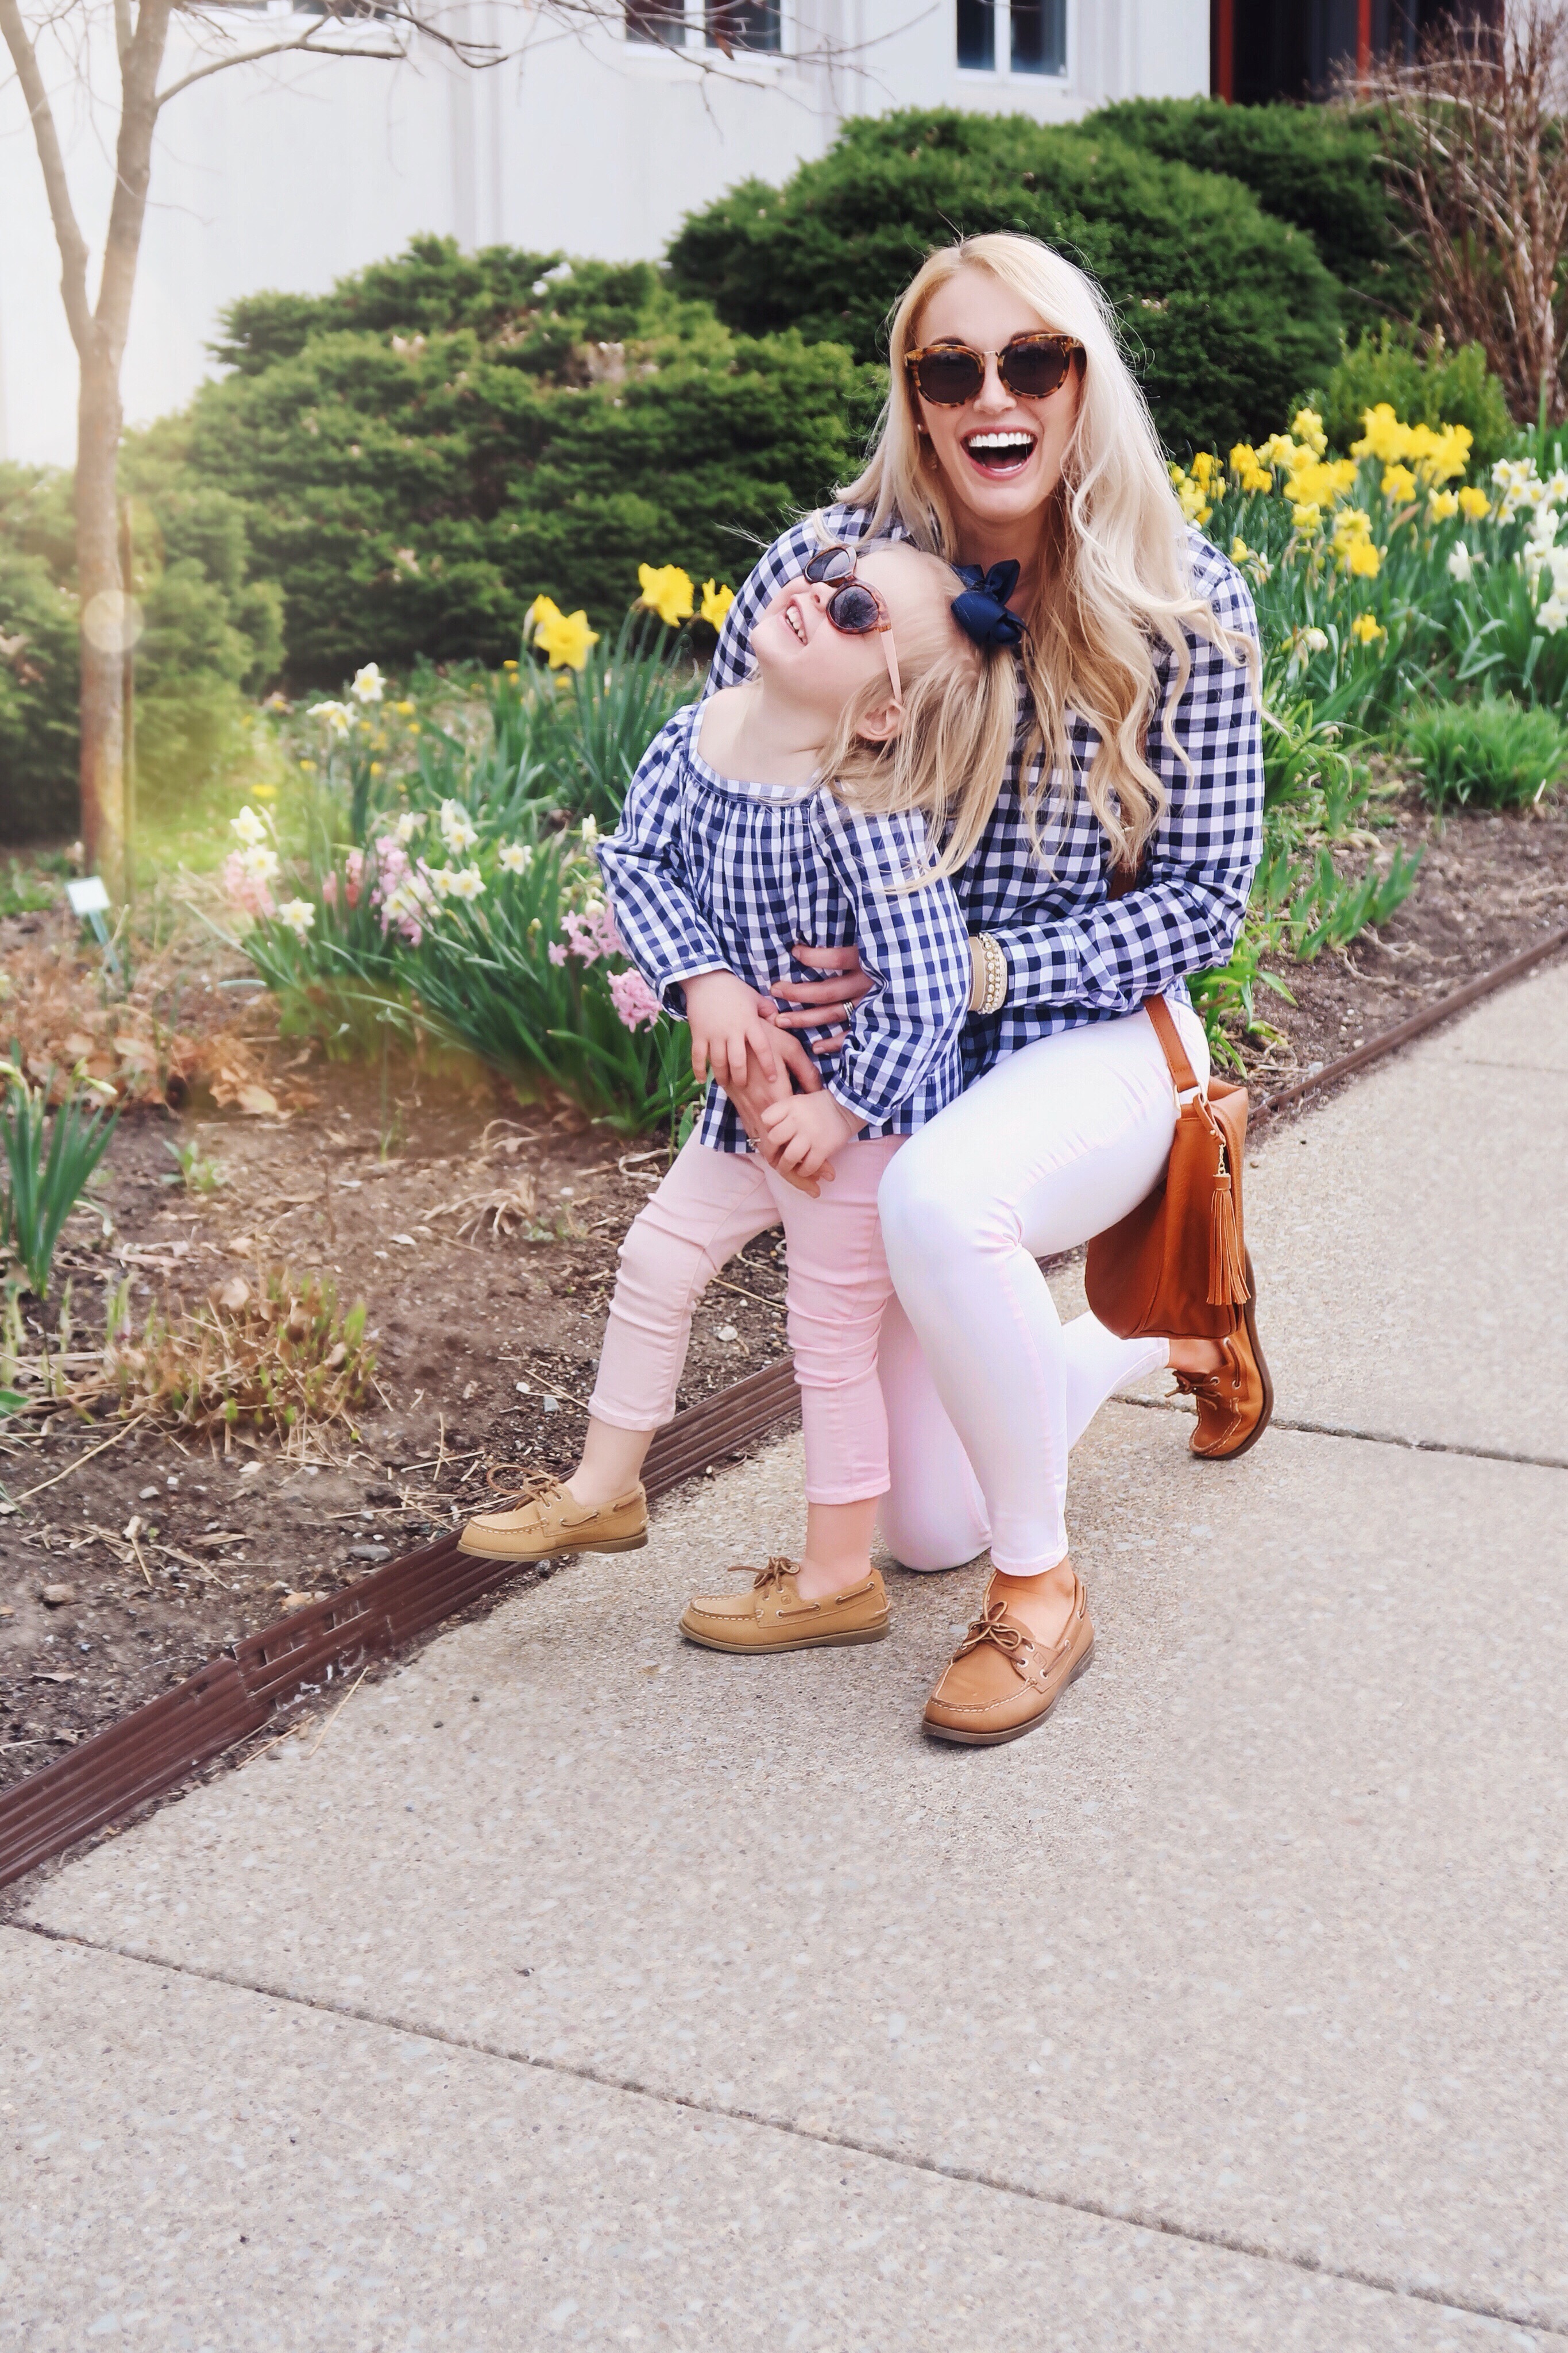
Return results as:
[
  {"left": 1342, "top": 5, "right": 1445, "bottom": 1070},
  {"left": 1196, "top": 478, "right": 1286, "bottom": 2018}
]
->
[{"left": 589, "top": 1131, "right": 906, "bottom": 1505}]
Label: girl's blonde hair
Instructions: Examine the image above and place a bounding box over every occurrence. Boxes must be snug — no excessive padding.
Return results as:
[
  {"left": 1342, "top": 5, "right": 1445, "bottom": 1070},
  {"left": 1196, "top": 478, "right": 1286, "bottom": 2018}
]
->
[
  {"left": 817, "top": 542, "right": 1018, "bottom": 877},
  {"left": 839, "top": 232, "right": 1256, "bottom": 870}
]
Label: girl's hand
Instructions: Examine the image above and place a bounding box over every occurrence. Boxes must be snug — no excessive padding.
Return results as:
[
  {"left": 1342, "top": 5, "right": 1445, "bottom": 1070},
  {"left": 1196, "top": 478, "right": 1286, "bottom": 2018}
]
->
[
  {"left": 768, "top": 942, "right": 874, "bottom": 1055},
  {"left": 683, "top": 970, "right": 781, "bottom": 1093},
  {"left": 758, "top": 1090, "right": 857, "bottom": 1192}
]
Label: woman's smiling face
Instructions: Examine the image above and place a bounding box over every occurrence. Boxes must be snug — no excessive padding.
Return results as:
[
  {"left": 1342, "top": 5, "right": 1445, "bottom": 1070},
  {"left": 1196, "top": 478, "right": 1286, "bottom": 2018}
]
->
[{"left": 911, "top": 266, "right": 1083, "bottom": 539}]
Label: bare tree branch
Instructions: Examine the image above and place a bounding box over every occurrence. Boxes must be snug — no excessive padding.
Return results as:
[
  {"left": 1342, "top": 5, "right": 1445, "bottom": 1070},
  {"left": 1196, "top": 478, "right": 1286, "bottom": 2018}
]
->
[
  {"left": 155, "top": 25, "right": 415, "bottom": 109},
  {"left": 0, "top": 0, "right": 94, "bottom": 353}
]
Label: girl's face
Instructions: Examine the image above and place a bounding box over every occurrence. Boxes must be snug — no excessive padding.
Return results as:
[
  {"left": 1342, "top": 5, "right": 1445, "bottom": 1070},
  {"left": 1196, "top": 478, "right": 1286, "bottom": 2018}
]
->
[
  {"left": 910, "top": 267, "right": 1083, "bottom": 540},
  {"left": 752, "top": 547, "right": 937, "bottom": 737}
]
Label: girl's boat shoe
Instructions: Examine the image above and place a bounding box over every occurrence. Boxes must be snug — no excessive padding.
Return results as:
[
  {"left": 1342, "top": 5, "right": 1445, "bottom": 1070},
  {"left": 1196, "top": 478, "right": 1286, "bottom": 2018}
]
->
[
  {"left": 680, "top": 1559, "right": 890, "bottom": 1654},
  {"left": 458, "top": 1473, "right": 648, "bottom": 1563},
  {"left": 923, "top": 1569, "right": 1094, "bottom": 1746}
]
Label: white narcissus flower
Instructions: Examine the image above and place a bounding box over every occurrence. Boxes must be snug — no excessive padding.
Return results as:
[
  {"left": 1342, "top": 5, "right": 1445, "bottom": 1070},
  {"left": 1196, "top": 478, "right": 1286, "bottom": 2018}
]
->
[
  {"left": 241, "top": 844, "right": 280, "bottom": 882},
  {"left": 310, "top": 700, "right": 353, "bottom": 736},
  {"left": 1303, "top": 627, "right": 1328, "bottom": 653},
  {"left": 498, "top": 842, "right": 533, "bottom": 873},
  {"left": 279, "top": 898, "right": 315, "bottom": 937},
  {"left": 351, "top": 663, "right": 385, "bottom": 703},
  {"left": 449, "top": 866, "right": 485, "bottom": 902},
  {"left": 428, "top": 866, "right": 457, "bottom": 899},
  {"left": 230, "top": 805, "right": 269, "bottom": 847},
  {"left": 439, "top": 798, "right": 479, "bottom": 854},
  {"left": 580, "top": 813, "right": 600, "bottom": 847},
  {"left": 1447, "top": 543, "right": 1472, "bottom": 584},
  {"left": 394, "top": 810, "right": 424, "bottom": 846}
]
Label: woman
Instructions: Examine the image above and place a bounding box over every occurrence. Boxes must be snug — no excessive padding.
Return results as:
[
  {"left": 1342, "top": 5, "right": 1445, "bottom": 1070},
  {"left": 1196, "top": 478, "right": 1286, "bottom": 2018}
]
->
[
  {"left": 688, "top": 230, "right": 1266, "bottom": 1744},
  {"left": 467, "top": 230, "right": 1266, "bottom": 1748}
]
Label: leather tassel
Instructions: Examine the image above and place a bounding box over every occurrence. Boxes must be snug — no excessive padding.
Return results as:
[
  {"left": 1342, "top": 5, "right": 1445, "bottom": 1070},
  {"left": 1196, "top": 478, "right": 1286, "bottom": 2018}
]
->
[{"left": 1208, "top": 1174, "right": 1249, "bottom": 1307}]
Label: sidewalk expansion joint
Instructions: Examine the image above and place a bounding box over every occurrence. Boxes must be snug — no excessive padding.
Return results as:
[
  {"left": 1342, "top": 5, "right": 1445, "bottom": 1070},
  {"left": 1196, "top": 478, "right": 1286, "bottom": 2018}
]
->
[
  {"left": 11, "top": 1919, "right": 1567, "bottom": 2344},
  {"left": 1114, "top": 1391, "right": 1568, "bottom": 1473}
]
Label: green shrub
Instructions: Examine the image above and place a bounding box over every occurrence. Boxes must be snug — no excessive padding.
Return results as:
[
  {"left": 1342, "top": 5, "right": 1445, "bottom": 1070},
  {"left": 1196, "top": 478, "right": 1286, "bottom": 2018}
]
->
[
  {"left": 0, "top": 531, "right": 80, "bottom": 840},
  {"left": 1403, "top": 697, "right": 1568, "bottom": 810},
  {"left": 1312, "top": 325, "right": 1516, "bottom": 466},
  {"left": 664, "top": 109, "right": 1345, "bottom": 453},
  {"left": 1084, "top": 97, "right": 1420, "bottom": 323},
  {"left": 179, "top": 241, "right": 879, "bottom": 686},
  {"left": 0, "top": 448, "right": 287, "bottom": 843}
]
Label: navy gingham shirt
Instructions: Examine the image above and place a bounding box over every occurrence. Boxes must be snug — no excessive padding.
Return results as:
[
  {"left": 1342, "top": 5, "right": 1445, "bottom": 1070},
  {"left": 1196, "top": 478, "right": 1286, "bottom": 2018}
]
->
[
  {"left": 708, "top": 503, "right": 1264, "bottom": 1087},
  {"left": 600, "top": 701, "right": 972, "bottom": 1151}
]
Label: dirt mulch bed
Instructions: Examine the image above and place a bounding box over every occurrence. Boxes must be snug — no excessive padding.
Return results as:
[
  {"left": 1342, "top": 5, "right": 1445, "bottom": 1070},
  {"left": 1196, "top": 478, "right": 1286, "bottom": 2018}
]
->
[
  {"left": 1228, "top": 789, "right": 1568, "bottom": 1085},
  {"left": 2, "top": 791, "right": 1565, "bottom": 1792}
]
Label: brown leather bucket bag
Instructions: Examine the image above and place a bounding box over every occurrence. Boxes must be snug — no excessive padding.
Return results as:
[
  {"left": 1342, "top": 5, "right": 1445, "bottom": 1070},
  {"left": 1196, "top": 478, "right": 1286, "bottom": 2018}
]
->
[{"left": 1083, "top": 996, "right": 1250, "bottom": 1342}]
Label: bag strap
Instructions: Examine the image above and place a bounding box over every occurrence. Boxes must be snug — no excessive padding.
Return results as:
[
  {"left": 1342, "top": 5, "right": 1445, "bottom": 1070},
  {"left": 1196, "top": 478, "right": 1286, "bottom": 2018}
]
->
[{"left": 1144, "top": 994, "right": 1202, "bottom": 1097}]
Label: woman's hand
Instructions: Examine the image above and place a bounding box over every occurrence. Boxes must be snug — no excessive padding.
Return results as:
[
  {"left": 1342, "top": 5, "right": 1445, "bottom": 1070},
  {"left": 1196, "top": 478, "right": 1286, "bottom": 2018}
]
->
[{"left": 767, "top": 943, "right": 874, "bottom": 1056}]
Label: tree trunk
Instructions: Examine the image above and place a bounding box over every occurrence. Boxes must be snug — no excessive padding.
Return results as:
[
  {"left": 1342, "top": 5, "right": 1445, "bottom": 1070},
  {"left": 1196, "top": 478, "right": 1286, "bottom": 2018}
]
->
[{"left": 77, "top": 339, "right": 126, "bottom": 896}]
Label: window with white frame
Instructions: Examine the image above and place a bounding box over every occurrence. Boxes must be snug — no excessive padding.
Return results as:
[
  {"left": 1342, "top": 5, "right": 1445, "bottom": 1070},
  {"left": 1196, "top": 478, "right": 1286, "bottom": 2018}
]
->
[
  {"left": 956, "top": 0, "right": 1065, "bottom": 74},
  {"left": 625, "top": 0, "right": 781, "bottom": 47}
]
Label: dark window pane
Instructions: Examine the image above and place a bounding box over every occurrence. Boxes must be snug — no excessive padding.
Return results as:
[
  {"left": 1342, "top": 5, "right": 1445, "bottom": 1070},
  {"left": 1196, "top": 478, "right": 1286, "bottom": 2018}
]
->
[
  {"left": 1010, "top": 0, "right": 1064, "bottom": 70},
  {"left": 956, "top": 0, "right": 994, "bottom": 68},
  {"left": 707, "top": 0, "right": 779, "bottom": 48},
  {"left": 626, "top": 0, "right": 683, "bottom": 43}
]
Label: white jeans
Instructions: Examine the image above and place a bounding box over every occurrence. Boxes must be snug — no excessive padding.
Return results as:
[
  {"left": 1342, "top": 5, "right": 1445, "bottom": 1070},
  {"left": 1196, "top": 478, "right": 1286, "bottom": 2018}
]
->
[{"left": 876, "top": 1000, "right": 1210, "bottom": 1577}]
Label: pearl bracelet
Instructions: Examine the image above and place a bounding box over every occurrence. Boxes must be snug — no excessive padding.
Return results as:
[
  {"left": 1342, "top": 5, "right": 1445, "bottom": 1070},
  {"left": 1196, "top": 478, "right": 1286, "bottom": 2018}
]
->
[{"left": 970, "top": 931, "right": 1008, "bottom": 1017}]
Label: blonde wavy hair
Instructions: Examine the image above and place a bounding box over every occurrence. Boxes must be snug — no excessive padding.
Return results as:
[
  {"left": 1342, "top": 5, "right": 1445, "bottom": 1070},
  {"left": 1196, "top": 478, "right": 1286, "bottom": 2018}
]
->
[
  {"left": 839, "top": 232, "right": 1256, "bottom": 871},
  {"left": 816, "top": 544, "right": 1019, "bottom": 880}
]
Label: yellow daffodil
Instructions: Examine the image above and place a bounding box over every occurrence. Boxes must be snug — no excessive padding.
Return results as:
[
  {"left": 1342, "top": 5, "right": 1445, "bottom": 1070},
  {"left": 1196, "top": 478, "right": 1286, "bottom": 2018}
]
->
[
  {"left": 1291, "top": 407, "right": 1328, "bottom": 457},
  {"left": 1344, "top": 539, "right": 1382, "bottom": 578},
  {"left": 1350, "top": 612, "right": 1386, "bottom": 645},
  {"left": 638, "top": 564, "right": 695, "bottom": 629},
  {"left": 700, "top": 579, "right": 735, "bottom": 630},
  {"left": 252, "top": 782, "right": 277, "bottom": 801},
  {"left": 1459, "top": 486, "right": 1490, "bottom": 519},
  {"left": 1353, "top": 404, "right": 1472, "bottom": 486},
  {"left": 369, "top": 761, "right": 383, "bottom": 777},
  {"left": 1291, "top": 502, "right": 1322, "bottom": 533},
  {"left": 1428, "top": 489, "right": 1460, "bottom": 521},
  {"left": 526, "top": 593, "right": 563, "bottom": 635},
  {"left": 1189, "top": 449, "right": 1221, "bottom": 485},
  {"left": 1382, "top": 463, "right": 1418, "bottom": 502},
  {"left": 298, "top": 758, "right": 316, "bottom": 772},
  {"left": 535, "top": 607, "right": 600, "bottom": 671},
  {"left": 1231, "top": 536, "right": 1251, "bottom": 562},
  {"left": 503, "top": 659, "right": 519, "bottom": 672}
]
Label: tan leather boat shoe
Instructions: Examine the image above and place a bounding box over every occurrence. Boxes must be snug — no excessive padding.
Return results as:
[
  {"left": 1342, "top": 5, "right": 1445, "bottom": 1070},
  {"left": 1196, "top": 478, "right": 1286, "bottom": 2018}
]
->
[
  {"left": 923, "top": 1569, "right": 1094, "bottom": 1746},
  {"left": 1174, "top": 1250, "right": 1274, "bottom": 1462},
  {"left": 458, "top": 1472, "right": 647, "bottom": 1563},
  {"left": 680, "top": 1558, "right": 890, "bottom": 1654}
]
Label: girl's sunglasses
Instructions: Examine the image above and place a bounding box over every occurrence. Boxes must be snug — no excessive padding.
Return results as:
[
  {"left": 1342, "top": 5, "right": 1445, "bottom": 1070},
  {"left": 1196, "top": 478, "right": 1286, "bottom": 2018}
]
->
[
  {"left": 795, "top": 545, "right": 903, "bottom": 704},
  {"left": 904, "top": 332, "right": 1084, "bottom": 409}
]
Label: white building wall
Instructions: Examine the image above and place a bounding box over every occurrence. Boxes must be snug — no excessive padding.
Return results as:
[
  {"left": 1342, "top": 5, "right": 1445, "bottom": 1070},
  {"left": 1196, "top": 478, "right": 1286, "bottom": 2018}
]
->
[{"left": 0, "top": 0, "right": 1207, "bottom": 468}]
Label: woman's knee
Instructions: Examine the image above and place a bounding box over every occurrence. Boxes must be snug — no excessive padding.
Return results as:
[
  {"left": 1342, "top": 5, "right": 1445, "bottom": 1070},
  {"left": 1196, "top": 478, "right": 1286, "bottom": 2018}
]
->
[{"left": 878, "top": 1130, "right": 999, "bottom": 1276}]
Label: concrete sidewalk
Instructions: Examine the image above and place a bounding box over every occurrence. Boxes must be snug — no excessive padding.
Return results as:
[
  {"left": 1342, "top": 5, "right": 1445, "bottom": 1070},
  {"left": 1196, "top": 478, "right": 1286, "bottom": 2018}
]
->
[{"left": 3, "top": 967, "right": 1566, "bottom": 2352}]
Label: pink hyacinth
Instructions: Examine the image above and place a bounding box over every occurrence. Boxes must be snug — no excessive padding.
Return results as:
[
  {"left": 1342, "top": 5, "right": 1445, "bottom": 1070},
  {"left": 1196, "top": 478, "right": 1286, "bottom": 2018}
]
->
[
  {"left": 608, "top": 967, "right": 661, "bottom": 1032},
  {"left": 222, "top": 851, "right": 275, "bottom": 922},
  {"left": 321, "top": 872, "right": 338, "bottom": 908},
  {"left": 345, "top": 848, "right": 364, "bottom": 909},
  {"left": 558, "top": 904, "right": 623, "bottom": 966},
  {"left": 547, "top": 940, "right": 569, "bottom": 967}
]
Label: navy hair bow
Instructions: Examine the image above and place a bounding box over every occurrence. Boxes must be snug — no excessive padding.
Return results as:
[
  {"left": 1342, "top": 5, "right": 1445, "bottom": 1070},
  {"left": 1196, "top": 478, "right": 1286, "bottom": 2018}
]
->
[{"left": 950, "top": 560, "right": 1025, "bottom": 651}]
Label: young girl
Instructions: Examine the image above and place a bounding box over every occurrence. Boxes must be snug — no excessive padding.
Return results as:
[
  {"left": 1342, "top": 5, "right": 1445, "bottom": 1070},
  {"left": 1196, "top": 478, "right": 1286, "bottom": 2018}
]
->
[{"left": 459, "top": 541, "right": 1018, "bottom": 1649}]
